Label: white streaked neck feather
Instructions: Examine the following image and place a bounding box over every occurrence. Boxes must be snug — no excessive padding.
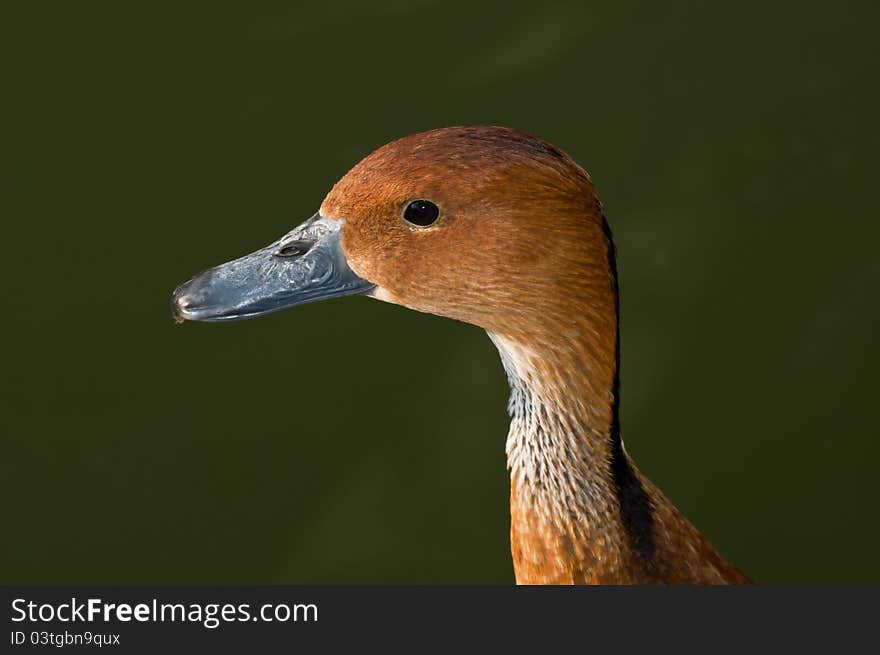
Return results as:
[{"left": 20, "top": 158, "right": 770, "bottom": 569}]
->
[{"left": 487, "top": 331, "right": 616, "bottom": 521}]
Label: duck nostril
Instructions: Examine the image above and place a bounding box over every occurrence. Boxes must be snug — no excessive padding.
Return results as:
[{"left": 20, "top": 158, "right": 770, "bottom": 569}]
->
[{"left": 274, "top": 241, "right": 311, "bottom": 258}]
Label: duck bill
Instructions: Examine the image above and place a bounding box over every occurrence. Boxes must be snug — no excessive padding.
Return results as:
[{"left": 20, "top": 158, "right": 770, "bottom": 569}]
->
[{"left": 171, "top": 214, "right": 374, "bottom": 322}]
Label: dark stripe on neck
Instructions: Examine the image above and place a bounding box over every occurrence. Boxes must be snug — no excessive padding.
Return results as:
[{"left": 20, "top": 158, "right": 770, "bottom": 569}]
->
[{"left": 602, "top": 215, "right": 657, "bottom": 571}]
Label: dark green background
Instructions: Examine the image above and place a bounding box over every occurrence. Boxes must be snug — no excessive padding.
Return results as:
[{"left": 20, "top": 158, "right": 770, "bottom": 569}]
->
[{"left": 5, "top": 1, "right": 878, "bottom": 583}]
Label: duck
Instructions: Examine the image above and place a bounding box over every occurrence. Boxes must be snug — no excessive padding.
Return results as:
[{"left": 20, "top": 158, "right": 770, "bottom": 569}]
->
[{"left": 172, "top": 125, "right": 752, "bottom": 584}]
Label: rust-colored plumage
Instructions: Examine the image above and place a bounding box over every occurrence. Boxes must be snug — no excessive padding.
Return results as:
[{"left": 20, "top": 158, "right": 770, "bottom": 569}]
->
[
  {"left": 323, "top": 126, "right": 750, "bottom": 584},
  {"left": 174, "top": 125, "right": 751, "bottom": 584}
]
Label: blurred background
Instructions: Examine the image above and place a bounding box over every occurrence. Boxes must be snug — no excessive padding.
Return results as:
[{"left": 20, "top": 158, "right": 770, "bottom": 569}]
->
[{"left": 5, "top": 0, "right": 878, "bottom": 583}]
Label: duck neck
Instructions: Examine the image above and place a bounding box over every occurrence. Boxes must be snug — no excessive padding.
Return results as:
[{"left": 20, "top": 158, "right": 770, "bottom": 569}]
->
[
  {"left": 489, "top": 320, "right": 747, "bottom": 584},
  {"left": 488, "top": 321, "right": 649, "bottom": 583}
]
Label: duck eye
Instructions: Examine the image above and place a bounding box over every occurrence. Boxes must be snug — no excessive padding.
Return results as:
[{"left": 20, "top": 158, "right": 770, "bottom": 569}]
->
[{"left": 403, "top": 199, "right": 440, "bottom": 227}]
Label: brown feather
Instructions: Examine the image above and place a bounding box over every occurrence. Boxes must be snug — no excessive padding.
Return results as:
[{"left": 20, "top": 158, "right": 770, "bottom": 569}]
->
[{"left": 322, "top": 126, "right": 751, "bottom": 584}]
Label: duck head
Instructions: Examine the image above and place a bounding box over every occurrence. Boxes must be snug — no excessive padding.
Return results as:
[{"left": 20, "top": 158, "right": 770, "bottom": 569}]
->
[{"left": 172, "top": 125, "right": 614, "bottom": 349}]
